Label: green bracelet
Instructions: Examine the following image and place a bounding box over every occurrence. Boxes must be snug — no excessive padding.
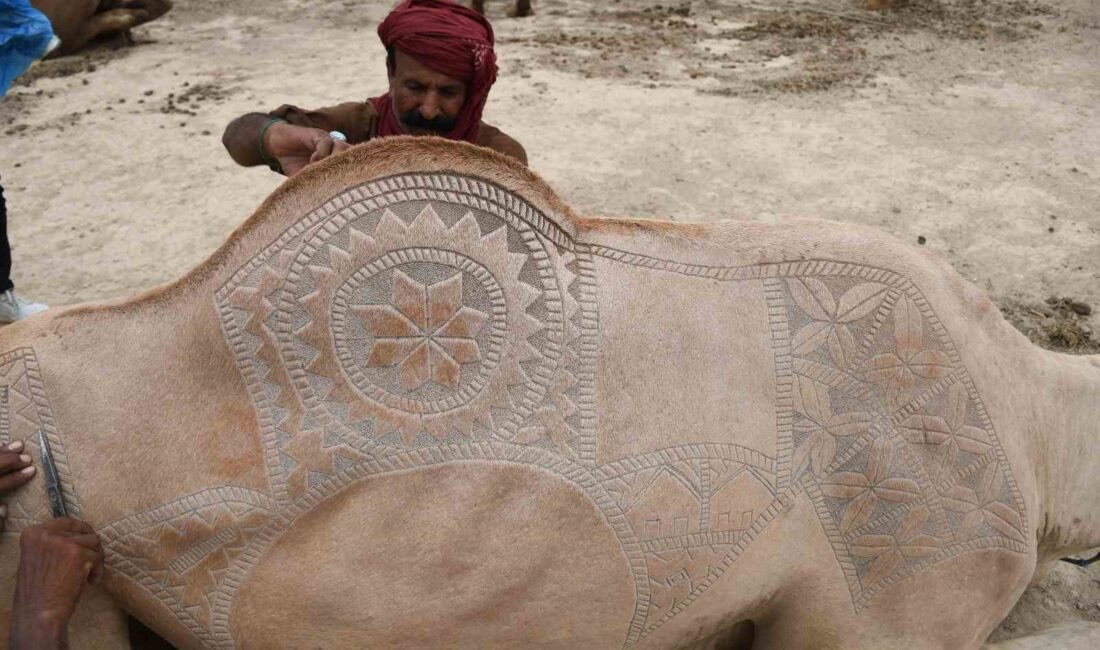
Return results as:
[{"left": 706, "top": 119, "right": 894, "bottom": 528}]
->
[{"left": 258, "top": 117, "right": 286, "bottom": 173}]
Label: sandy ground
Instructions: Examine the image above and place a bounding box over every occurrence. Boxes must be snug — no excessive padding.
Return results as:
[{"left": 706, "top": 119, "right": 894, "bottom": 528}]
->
[{"left": 0, "top": 0, "right": 1097, "bottom": 644}]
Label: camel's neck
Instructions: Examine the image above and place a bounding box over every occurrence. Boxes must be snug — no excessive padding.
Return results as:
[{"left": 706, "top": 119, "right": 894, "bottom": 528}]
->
[{"left": 1032, "top": 352, "right": 1100, "bottom": 563}]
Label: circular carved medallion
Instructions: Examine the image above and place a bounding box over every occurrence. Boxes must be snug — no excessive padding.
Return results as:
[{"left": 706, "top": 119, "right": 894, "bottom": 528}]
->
[
  {"left": 275, "top": 176, "right": 567, "bottom": 449},
  {"left": 331, "top": 249, "right": 507, "bottom": 415}
]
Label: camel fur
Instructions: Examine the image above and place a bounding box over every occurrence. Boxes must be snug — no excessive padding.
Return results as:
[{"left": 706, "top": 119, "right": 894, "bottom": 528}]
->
[{"left": 0, "top": 137, "right": 1097, "bottom": 649}]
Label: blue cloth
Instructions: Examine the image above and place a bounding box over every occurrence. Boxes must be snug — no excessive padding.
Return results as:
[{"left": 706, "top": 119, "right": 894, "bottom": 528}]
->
[{"left": 0, "top": 0, "right": 55, "bottom": 96}]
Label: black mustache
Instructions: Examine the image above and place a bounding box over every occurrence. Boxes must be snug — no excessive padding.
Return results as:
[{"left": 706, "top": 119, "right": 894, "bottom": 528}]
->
[{"left": 401, "top": 109, "right": 457, "bottom": 133}]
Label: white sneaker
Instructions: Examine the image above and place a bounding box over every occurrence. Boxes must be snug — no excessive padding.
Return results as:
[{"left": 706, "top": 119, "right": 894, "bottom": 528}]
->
[{"left": 0, "top": 290, "right": 48, "bottom": 323}]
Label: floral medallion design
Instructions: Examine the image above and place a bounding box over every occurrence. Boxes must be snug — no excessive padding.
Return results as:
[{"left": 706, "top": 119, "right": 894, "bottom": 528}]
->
[
  {"left": 277, "top": 195, "right": 565, "bottom": 451},
  {"left": 332, "top": 249, "right": 507, "bottom": 415}
]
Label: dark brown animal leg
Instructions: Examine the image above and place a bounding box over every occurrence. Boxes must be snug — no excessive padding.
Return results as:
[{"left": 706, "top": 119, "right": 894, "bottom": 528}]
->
[
  {"left": 56, "top": 10, "right": 139, "bottom": 54},
  {"left": 508, "top": 0, "right": 533, "bottom": 17}
]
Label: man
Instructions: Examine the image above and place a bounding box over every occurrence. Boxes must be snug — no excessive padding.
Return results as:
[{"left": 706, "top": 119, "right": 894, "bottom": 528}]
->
[
  {"left": 0, "top": 180, "right": 48, "bottom": 323},
  {"left": 0, "top": 1, "right": 54, "bottom": 322},
  {"left": 222, "top": 0, "right": 527, "bottom": 177},
  {"left": 1, "top": 444, "right": 103, "bottom": 650}
]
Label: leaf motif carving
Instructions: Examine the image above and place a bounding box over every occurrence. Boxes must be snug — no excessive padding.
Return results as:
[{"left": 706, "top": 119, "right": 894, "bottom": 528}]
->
[
  {"left": 908, "top": 350, "right": 951, "bottom": 379},
  {"left": 954, "top": 426, "right": 992, "bottom": 454},
  {"left": 820, "top": 472, "right": 872, "bottom": 499},
  {"left": 940, "top": 485, "right": 979, "bottom": 512},
  {"left": 850, "top": 534, "right": 895, "bottom": 557},
  {"left": 840, "top": 491, "right": 877, "bottom": 534},
  {"left": 894, "top": 505, "right": 931, "bottom": 541},
  {"left": 862, "top": 544, "right": 905, "bottom": 586},
  {"left": 946, "top": 381, "right": 969, "bottom": 432},
  {"left": 824, "top": 412, "right": 874, "bottom": 438},
  {"left": 894, "top": 296, "right": 924, "bottom": 358},
  {"left": 875, "top": 478, "right": 921, "bottom": 503},
  {"left": 791, "top": 321, "right": 832, "bottom": 356},
  {"left": 794, "top": 374, "right": 833, "bottom": 424},
  {"left": 835, "top": 283, "right": 889, "bottom": 323},
  {"left": 827, "top": 325, "right": 858, "bottom": 369},
  {"left": 789, "top": 278, "right": 836, "bottom": 321},
  {"left": 977, "top": 462, "right": 1004, "bottom": 504},
  {"left": 983, "top": 502, "right": 1025, "bottom": 542}
]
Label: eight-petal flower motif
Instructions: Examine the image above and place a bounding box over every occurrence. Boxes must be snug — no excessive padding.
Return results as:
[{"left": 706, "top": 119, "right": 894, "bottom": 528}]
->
[
  {"left": 355, "top": 269, "right": 489, "bottom": 392},
  {"left": 820, "top": 438, "right": 921, "bottom": 534},
  {"left": 849, "top": 505, "right": 942, "bottom": 587}
]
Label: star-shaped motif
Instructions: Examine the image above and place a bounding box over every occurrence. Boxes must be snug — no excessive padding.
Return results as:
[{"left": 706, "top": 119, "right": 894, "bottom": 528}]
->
[{"left": 355, "top": 269, "right": 489, "bottom": 392}]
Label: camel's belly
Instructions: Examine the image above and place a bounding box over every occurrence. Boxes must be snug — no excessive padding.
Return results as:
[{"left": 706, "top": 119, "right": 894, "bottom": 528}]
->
[{"left": 230, "top": 462, "right": 636, "bottom": 649}]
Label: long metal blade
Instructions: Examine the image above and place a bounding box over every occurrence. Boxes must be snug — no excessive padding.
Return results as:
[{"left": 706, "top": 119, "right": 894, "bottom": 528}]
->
[{"left": 37, "top": 429, "right": 67, "bottom": 518}]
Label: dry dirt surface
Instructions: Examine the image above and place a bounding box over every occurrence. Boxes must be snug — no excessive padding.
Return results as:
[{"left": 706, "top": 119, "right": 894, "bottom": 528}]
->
[{"left": 0, "top": 0, "right": 1097, "bottom": 644}]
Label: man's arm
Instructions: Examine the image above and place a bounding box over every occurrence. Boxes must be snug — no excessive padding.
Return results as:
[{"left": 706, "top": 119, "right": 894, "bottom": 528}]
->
[
  {"left": 222, "top": 102, "right": 376, "bottom": 174},
  {"left": 221, "top": 112, "right": 274, "bottom": 168},
  {"left": 495, "top": 135, "right": 528, "bottom": 166},
  {"left": 478, "top": 126, "right": 528, "bottom": 166}
]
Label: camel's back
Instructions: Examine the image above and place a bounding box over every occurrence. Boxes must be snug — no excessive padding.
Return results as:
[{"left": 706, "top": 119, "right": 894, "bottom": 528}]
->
[{"left": 0, "top": 139, "right": 1039, "bottom": 649}]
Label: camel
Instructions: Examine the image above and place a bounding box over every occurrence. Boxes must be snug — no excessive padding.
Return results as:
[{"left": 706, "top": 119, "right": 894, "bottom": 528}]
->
[
  {"left": 0, "top": 137, "right": 1097, "bottom": 649},
  {"left": 30, "top": 0, "right": 173, "bottom": 57}
]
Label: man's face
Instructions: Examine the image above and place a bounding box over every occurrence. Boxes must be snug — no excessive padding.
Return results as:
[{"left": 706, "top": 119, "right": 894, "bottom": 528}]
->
[{"left": 389, "top": 49, "right": 468, "bottom": 136}]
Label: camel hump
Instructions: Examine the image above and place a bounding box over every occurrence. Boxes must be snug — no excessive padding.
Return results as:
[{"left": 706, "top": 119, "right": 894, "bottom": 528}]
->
[{"left": 268, "top": 136, "right": 577, "bottom": 240}]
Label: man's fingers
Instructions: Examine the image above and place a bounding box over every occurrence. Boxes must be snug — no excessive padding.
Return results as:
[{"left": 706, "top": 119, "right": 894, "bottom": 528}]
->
[
  {"left": 42, "top": 517, "right": 95, "bottom": 535},
  {"left": 81, "top": 547, "right": 104, "bottom": 570},
  {"left": 0, "top": 451, "right": 33, "bottom": 473},
  {"left": 3, "top": 440, "right": 23, "bottom": 453},
  {"left": 64, "top": 532, "right": 103, "bottom": 553},
  {"left": 0, "top": 465, "right": 35, "bottom": 492},
  {"left": 282, "top": 159, "right": 306, "bottom": 177},
  {"left": 309, "top": 136, "right": 335, "bottom": 163}
]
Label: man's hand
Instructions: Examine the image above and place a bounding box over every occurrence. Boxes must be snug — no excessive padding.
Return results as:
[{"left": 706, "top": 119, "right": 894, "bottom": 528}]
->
[
  {"left": 9, "top": 518, "right": 103, "bottom": 650},
  {"left": 264, "top": 123, "right": 352, "bottom": 176},
  {"left": 0, "top": 440, "right": 36, "bottom": 532}
]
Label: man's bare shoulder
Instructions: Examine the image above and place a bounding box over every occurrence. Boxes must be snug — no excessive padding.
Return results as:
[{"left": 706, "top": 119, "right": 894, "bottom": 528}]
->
[{"left": 478, "top": 123, "right": 528, "bottom": 165}]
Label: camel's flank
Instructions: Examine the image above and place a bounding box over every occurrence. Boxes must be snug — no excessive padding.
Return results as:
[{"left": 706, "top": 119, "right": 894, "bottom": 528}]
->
[{"left": 0, "top": 137, "right": 1096, "bottom": 649}]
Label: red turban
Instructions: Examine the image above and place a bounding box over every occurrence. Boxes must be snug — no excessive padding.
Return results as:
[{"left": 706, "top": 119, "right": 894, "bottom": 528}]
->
[{"left": 370, "top": 0, "right": 497, "bottom": 144}]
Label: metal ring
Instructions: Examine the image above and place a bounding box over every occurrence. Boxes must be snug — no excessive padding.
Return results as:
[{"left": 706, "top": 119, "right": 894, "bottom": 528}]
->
[{"left": 329, "top": 130, "right": 348, "bottom": 142}]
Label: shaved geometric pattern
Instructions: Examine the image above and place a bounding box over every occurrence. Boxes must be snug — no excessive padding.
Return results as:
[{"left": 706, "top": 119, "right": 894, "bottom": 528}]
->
[
  {"left": 99, "top": 487, "right": 275, "bottom": 644},
  {"left": 13, "top": 173, "right": 1027, "bottom": 650},
  {"left": 769, "top": 267, "right": 1029, "bottom": 609},
  {"left": 203, "top": 181, "right": 1025, "bottom": 647},
  {"left": 0, "top": 347, "right": 80, "bottom": 531}
]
